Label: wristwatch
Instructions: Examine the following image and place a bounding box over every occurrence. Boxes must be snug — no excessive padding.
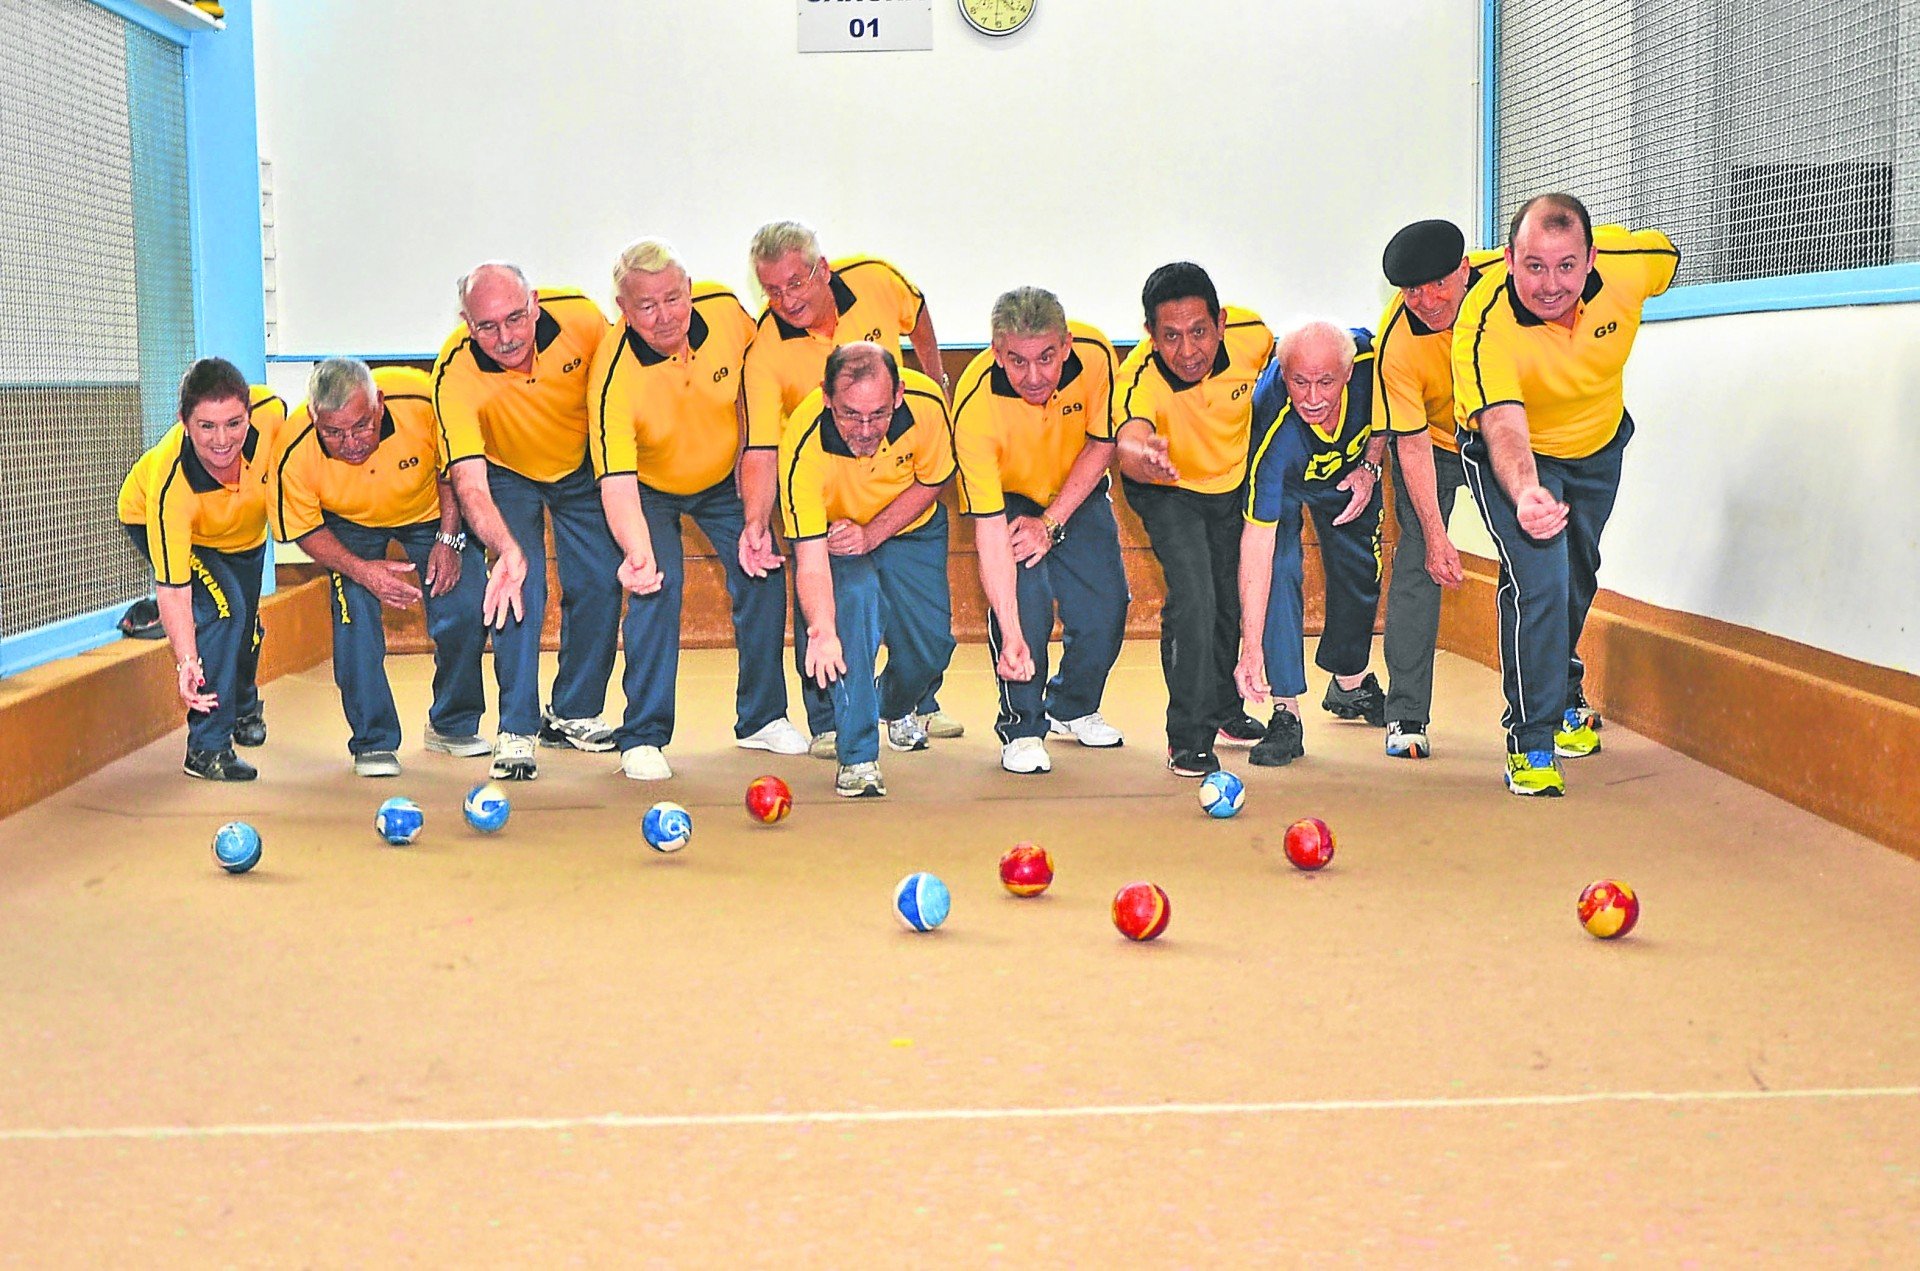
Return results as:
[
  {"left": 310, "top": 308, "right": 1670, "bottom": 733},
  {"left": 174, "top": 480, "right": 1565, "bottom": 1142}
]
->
[
  {"left": 435, "top": 530, "right": 468, "bottom": 551},
  {"left": 1358, "top": 459, "right": 1383, "bottom": 479},
  {"left": 1041, "top": 513, "right": 1066, "bottom": 546}
]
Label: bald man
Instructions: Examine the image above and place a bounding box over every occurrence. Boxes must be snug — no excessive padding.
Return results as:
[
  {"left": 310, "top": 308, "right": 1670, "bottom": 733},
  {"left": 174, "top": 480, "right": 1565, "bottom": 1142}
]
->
[
  {"left": 433, "top": 262, "right": 617, "bottom": 781},
  {"left": 1233, "top": 322, "right": 1389, "bottom": 767}
]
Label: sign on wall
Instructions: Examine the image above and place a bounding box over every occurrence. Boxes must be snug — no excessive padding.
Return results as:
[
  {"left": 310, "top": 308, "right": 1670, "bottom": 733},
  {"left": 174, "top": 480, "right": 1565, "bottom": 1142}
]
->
[{"left": 797, "top": 0, "right": 933, "bottom": 53}]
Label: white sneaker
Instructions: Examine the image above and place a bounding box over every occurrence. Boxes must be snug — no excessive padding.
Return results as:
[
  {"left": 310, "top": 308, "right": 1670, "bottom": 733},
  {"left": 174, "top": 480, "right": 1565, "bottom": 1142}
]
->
[
  {"left": 919, "top": 709, "right": 965, "bottom": 739},
  {"left": 808, "top": 730, "right": 838, "bottom": 759},
  {"left": 835, "top": 761, "right": 886, "bottom": 798},
  {"left": 885, "top": 715, "right": 929, "bottom": 752},
  {"left": 1048, "top": 712, "right": 1124, "bottom": 748},
  {"left": 620, "top": 745, "right": 672, "bottom": 781},
  {"left": 490, "top": 732, "right": 538, "bottom": 781},
  {"left": 1001, "top": 736, "right": 1052, "bottom": 774},
  {"left": 738, "top": 718, "right": 808, "bottom": 755}
]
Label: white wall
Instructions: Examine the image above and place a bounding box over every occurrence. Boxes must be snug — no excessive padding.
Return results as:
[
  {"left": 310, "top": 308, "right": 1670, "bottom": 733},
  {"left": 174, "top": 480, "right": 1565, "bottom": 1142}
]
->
[
  {"left": 251, "top": 0, "right": 1480, "bottom": 354},
  {"left": 1446, "top": 304, "right": 1920, "bottom": 676}
]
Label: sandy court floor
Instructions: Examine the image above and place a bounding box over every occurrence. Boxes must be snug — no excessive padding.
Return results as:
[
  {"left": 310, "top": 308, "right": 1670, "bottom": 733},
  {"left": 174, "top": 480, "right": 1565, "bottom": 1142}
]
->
[{"left": 3, "top": 641, "right": 1919, "bottom": 1265}]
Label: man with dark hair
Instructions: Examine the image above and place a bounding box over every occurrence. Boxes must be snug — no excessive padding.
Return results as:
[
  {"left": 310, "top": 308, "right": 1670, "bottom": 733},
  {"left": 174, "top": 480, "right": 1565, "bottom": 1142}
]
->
[
  {"left": 1114, "top": 262, "right": 1275, "bottom": 776},
  {"left": 1454, "top": 192, "right": 1677, "bottom": 795},
  {"left": 273, "top": 358, "right": 490, "bottom": 778},
  {"left": 1374, "top": 218, "right": 1503, "bottom": 759},
  {"left": 778, "top": 343, "right": 955, "bottom": 799},
  {"left": 117, "top": 358, "right": 278, "bottom": 780}
]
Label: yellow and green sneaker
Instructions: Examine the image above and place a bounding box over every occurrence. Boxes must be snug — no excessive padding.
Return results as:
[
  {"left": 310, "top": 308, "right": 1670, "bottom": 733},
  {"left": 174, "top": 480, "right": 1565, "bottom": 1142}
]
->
[
  {"left": 1554, "top": 708, "right": 1602, "bottom": 758},
  {"left": 1505, "top": 749, "right": 1566, "bottom": 797}
]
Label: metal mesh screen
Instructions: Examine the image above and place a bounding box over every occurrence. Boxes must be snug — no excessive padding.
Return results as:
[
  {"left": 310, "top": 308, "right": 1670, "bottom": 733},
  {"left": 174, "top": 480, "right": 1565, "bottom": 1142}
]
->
[
  {"left": 0, "top": 0, "right": 195, "bottom": 641},
  {"left": 1494, "top": 0, "right": 1920, "bottom": 285}
]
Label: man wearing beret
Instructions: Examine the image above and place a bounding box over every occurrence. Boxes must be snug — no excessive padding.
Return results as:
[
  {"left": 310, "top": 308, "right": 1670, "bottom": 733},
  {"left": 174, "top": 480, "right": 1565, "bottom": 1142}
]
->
[{"left": 1373, "top": 219, "right": 1501, "bottom": 759}]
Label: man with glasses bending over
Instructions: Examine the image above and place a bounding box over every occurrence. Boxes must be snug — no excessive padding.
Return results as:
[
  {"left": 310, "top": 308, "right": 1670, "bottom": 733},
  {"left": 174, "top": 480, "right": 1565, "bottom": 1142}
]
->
[
  {"left": 778, "top": 343, "right": 956, "bottom": 800},
  {"left": 433, "top": 261, "right": 617, "bottom": 781},
  {"left": 273, "top": 359, "right": 491, "bottom": 778}
]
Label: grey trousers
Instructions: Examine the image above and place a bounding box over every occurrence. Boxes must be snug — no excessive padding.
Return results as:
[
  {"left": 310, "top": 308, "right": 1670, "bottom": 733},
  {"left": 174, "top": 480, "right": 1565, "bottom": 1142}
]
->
[{"left": 1383, "top": 443, "right": 1467, "bottom": 725}]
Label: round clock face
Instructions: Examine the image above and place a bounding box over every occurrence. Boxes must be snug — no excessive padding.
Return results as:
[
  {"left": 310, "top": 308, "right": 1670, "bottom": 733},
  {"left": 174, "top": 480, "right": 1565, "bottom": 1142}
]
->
[{"left": 959, "top": 0, "right": 1035, "bottom": 37}]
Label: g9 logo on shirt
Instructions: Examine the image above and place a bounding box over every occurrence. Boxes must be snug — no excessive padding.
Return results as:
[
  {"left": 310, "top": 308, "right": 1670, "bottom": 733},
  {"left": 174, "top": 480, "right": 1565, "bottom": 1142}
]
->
[
  {"left": 1592, "top": 322, "right": 1618, "bottom": 339},
  {"left": 1231, "top": 383, "right": 1251, "bottom": 400},
  {"left": 1061, "top": 402, "right": 1083, "bottom": 416},
  {"left": 397, "top": 456, "right": 421, "bottom": 470},
  {"left": 864, "top": 328, "right": 882, "bottom": 342},
  {"left": 713, "top": 367, "right": 731, "bottom": 383},
  {"left": 561, "top": 357, "right": 584, "bottom": 373}
]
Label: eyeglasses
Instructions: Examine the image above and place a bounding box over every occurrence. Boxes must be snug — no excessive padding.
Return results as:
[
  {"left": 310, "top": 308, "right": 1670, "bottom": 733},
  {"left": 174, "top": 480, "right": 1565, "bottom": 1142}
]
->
[
  {"left": 469, "top": 307, "right": 532, "bottom": 340},
  {"left": 762, "top": 260, "right": 821, "bottom": 306},
  {"left": 830, "top": 404, "right": 895, "bottom": 430},
  {"left": 315, "top": 403, "right": 381, "bottom": 447}
]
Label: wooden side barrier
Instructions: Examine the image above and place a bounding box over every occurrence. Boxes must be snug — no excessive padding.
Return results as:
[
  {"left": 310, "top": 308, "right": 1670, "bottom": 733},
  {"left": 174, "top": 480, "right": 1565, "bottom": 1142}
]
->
[{"left": 1439, "top": 554, "right": 1920, "bottom": 862}]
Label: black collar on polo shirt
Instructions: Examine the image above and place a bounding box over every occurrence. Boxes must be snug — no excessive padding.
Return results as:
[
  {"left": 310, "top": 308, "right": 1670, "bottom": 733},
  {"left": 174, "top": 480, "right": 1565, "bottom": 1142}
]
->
[
  {"left": 629, "top": 308, "right": 711, "bottom": 367},
  {"left": 180, "top": 424, "right": 261, "bottom": 492},
  {"left": 470, "top": 305, "right": 564, "bottom": 373},
  {"left": 1152, "top": 338, "right": 1231, "bottom": 393},
  {"left": 989, "top": 348, "right": 1085, "bottom": 399},
  {"left": 1506, "top": 267, "right": 1605, "bottom": 328},
  {"left": 775, "top": 272, "right": 859, "bottom": 341},
  {"left": 817, "top": 397, "right": 916, "bottom": 458}
]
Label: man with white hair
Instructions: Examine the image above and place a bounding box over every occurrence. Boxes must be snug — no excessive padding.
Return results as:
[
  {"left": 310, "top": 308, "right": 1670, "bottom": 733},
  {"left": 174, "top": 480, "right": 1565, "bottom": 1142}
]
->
[
  {"left": 742, "top": 219, "right": 960, "bottom": 753},
  {"left": 272, "top": 359, "right": 491, "bottom": 777},
  {"left": 778, "top": 343, "right": 956, "bottom": 799},
  {"left": 1232, "top": 321, "right": 1390, "bottom": 767},
  {"left": 587, "top": 238, "right": 806, "bottom": 781},
  {"left": 433, "top": 262, "right": 618, "bottom": 781}
]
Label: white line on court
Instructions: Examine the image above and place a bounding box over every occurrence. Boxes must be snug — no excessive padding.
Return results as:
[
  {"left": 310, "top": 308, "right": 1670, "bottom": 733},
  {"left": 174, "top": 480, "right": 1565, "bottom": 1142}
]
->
[{"left": 4, "top": 1085, "right": 1919, "bottom": 1145}]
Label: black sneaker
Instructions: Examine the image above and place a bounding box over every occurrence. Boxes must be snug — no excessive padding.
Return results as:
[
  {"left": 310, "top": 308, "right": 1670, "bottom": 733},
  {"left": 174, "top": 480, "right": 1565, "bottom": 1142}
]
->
[
  {"left": 1322, "top": 673, "right": 1387, "bottom": 727},
  {"left": 232, "top": 710, "right": 266, "bottom": 748},
  {"left": 184, "top": 748, "right": 257, "bottom": 781},
  {"left": 1249, "top": 709, "right": 1305, "bottom": 767},
  {"left": 1166, "top": 745, "right": 1221, "bottom": 777},
  {"left": 1215, "top": 711, "right": 1265, "bottom": 748}
]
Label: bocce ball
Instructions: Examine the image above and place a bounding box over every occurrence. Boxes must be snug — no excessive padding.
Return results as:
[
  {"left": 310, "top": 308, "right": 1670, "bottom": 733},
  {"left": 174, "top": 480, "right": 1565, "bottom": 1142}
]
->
[
  {"left": 1578, "top": 879, "right": 1640, "bottom": 939},
  {"left": 998, "top": 842, "right": 1054, "bottom": 897},
  {"left": 744, "top": 775, "right": 793, "bottom": 825},
  {"left": 642, "top": 801, "right": 693, "bottom": 853},
  {"left": 1284, "top": 817, "right": 1335, "bottom": 871},
  {"left": 375, "top": 796, "right": 424, "bottom": 846},
  {"left": 894, "top": 872, "right": 951, "bottom": 931},
  {"left": 463, "top": 782, "right": 511, "bottom": 834},
  {"left": 1198, "top": 770, "right": 1245, "bottom": 819},
  {"left": 212, "top": 821, "right": 262, "bottom": 874},
  {"left": 1112, "top": 881, "right": 1171, "bottom": 941}
]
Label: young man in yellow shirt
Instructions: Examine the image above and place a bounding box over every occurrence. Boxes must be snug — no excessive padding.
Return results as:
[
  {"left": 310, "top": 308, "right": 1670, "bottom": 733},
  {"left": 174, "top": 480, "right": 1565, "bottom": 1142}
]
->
[{"left": 1453, "top": 193, "right": 1677, "bottom": 795}]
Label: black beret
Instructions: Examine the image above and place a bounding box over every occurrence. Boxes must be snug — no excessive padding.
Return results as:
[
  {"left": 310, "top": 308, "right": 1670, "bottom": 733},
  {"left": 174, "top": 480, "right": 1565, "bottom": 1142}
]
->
[{"left": 1382, "top": 219, "right": 1466, "bottom": 288}]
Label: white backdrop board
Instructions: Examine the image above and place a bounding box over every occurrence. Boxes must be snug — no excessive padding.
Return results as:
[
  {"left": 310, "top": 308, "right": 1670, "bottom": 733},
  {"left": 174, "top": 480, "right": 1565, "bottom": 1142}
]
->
[{"left": 252, "top": 0, "right": 1480, "bottom": 356}]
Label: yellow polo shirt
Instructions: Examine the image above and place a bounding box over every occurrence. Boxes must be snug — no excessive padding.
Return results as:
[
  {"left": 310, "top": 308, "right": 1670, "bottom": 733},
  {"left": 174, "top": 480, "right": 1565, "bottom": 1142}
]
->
[
  {"left": 778, "top": 368, "right": 953, "bottom": 540},
  {"left": 1454, "top": 226, "right": 1678, "bottom": 459},
  {"left": 952, "top": 320, "right": 1117, "bottom": 516},
  {"left": 587, "top": 283, "right": 756, "bottom": 495},
  {"left": 272, "top": 366, "right": 444, "bottom": 540},
  {"left": 1114, "top": 305, "right": 1274, "bottom": 495},
  {"left": 742, "top": 256, "right": 926, "bottom": 450},
  {"left": 118, "top": 413, "right": 272, "bottom": 586},
  {"left": 1374, "top": 248, "right": 1503, "bottom": 453},
  {"left": 432, "top": 289, "right": 609, "bottom": 483}
]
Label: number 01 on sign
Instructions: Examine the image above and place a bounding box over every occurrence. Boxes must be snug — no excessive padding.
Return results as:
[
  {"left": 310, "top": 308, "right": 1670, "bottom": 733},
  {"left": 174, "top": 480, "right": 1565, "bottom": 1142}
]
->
[{"left": 798, "top": 0, "right": 934, "bottom": 53}]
